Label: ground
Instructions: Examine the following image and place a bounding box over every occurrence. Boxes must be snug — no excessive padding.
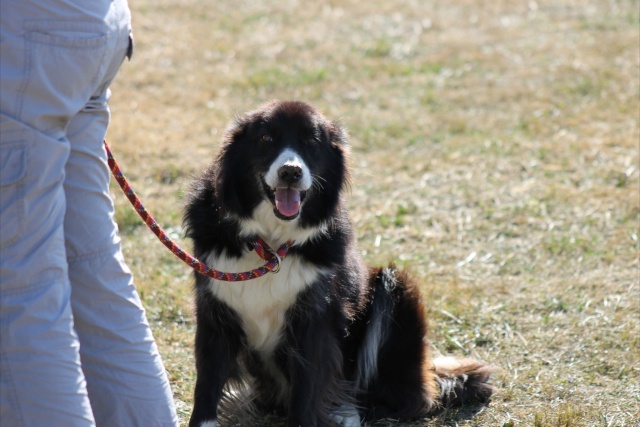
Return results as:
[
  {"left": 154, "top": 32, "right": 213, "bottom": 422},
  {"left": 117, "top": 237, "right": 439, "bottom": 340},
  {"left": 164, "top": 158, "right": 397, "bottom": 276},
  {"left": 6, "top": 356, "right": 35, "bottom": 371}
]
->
[{"left": 106, "top": 0, "right": 639, "bottom": 425}]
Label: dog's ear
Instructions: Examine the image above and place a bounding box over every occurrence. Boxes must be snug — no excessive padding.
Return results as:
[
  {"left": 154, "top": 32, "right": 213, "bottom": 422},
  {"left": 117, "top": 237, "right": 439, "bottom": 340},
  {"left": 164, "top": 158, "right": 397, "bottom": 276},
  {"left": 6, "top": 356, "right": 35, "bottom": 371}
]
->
[
  {"left": 328, "top": 120, "right": 349, "bottom": 146},
  {"left": 326, "top": 120, "right": 352, "bottom": 187},
  {"left": 221, "top": 115, "right": 251, "bottom": 147}
]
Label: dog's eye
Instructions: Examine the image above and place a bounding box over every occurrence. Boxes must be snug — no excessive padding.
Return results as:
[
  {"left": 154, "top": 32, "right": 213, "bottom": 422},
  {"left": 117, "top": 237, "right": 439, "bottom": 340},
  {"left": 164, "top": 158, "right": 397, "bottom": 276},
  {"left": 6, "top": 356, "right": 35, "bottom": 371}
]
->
[
  {"left": 309, "top": 130, "right": 323, "bottom": 145},
  {"left": 260, "top": 134, "right": 272, "bottom": 143}
]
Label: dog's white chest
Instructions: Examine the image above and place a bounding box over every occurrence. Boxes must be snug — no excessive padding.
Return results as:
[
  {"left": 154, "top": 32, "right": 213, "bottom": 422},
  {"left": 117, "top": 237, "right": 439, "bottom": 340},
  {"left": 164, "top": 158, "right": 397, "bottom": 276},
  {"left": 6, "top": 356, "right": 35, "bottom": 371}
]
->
[{"left": 206, "top": 250, "right": 324, "bottom": 352}]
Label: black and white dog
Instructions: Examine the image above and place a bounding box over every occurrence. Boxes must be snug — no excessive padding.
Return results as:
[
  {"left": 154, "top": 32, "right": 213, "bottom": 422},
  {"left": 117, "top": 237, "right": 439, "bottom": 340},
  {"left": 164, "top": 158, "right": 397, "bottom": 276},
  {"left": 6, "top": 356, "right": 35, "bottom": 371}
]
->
[{"left": 184, "top": 101, "right": 493, "bottom": 427}]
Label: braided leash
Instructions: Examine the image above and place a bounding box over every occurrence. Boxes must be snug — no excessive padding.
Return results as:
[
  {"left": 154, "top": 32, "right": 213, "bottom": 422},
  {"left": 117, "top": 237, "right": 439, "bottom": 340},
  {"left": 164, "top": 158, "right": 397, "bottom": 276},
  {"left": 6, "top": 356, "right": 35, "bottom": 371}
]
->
[{"left": 104, "top": 140, "right": 292, "bottom": 281}]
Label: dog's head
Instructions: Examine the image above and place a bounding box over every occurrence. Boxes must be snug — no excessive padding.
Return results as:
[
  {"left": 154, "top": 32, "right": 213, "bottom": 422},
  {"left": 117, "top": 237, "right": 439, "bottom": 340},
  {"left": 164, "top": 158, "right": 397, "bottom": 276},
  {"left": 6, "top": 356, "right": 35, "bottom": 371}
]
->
[{"left": 214, "top": 100, "right": 350, "bottom": 238}]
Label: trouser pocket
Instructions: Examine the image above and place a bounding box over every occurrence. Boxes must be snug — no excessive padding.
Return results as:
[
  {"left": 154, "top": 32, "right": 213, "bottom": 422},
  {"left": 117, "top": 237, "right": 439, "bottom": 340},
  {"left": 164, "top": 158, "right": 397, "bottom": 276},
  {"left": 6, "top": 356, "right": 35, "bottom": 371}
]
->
[
  {"left": 0, "top": 134, "right": 28, "bottom": 248},
  {"left": 20, "top": 20, "right": 109, "bottom": 135}
]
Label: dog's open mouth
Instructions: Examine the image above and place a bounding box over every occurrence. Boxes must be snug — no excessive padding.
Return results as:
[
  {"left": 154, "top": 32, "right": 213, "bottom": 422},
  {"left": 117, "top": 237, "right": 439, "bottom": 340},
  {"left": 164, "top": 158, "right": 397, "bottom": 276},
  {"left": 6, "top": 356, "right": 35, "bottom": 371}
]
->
[
  {"left": 275, "top": 188, "right": 301, "bottom": 218},
  {"left": 263, "top": 181, "right": 306, "bottom": 220}
]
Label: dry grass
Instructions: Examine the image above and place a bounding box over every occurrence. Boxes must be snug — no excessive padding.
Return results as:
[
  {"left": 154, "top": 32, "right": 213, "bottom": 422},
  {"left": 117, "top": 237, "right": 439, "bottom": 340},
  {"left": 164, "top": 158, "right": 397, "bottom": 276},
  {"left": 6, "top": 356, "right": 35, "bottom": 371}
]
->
[{"left": 106, "top": 0, "right": 639, "bottom": 425}]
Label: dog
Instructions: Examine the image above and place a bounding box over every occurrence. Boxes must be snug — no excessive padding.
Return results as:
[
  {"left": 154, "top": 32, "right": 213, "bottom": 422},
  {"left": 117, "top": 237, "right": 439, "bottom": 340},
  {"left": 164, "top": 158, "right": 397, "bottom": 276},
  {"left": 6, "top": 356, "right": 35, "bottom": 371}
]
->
[{"left": 184, "top": 100, "right": 493, "bottom": 427}]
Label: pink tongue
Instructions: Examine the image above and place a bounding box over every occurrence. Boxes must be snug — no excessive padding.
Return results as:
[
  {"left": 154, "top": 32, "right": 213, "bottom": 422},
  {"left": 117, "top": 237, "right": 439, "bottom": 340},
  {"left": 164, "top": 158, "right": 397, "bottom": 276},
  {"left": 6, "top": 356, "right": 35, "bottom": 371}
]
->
[{"left": 275, "top": 188, "right": 301, "bottom": 217}]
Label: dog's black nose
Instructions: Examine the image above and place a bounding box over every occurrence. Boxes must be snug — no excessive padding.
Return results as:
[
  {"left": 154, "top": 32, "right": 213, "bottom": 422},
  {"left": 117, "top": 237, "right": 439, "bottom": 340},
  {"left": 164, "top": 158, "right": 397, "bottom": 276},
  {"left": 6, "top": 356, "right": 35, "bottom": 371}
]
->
[{"left": 278, "top": 164, "right": 303, "bottom": 185}]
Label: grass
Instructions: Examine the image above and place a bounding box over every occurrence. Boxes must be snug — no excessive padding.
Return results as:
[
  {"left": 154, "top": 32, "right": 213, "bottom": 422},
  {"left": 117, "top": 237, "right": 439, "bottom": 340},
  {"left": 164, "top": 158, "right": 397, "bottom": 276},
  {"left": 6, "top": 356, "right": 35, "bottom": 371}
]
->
[{"left": 106, "top": 0, "right": 639, "bottom": 425}]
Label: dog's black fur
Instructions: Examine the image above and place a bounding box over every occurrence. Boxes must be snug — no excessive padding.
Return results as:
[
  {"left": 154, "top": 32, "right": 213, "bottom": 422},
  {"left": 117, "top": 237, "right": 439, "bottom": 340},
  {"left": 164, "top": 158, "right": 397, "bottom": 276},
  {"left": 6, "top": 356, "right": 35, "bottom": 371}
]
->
[{"left": 184, "top": 101, "right": 493, "bottom": 427}]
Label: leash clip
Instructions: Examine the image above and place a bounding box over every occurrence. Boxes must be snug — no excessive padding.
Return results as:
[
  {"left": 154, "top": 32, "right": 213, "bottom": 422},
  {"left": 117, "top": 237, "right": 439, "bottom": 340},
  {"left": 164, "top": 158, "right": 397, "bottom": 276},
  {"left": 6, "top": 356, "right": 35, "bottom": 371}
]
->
[
  {"left": 270, "top": 252, "right": 282, "bottom": 274},
  {"left": 263, "top": 246, "right": 282, "bottom": 274}
]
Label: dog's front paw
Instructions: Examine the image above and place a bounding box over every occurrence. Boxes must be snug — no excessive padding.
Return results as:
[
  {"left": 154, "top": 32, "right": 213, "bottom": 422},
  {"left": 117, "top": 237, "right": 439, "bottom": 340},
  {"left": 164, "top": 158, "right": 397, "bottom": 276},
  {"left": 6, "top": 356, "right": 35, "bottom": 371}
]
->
[{"left": 329, "top": 405, "right": 361, "bottom": 427}]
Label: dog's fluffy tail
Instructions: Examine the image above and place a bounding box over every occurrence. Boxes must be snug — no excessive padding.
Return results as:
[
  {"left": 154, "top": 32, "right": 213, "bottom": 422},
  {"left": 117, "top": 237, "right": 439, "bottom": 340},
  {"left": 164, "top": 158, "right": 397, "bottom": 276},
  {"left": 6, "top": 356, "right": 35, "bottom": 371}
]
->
[{"left": 431, "top": 356, "right": 494, "bottom": 407}]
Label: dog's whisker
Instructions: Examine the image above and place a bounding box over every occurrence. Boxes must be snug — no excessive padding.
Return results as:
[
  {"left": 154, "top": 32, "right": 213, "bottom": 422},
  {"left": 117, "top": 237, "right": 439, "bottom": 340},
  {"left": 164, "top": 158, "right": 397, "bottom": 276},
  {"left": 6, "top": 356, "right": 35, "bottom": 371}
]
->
[
  {"left": 312, "top": 174, "right": 327, "bottom": 183},
  {"left": 312, "top": 181, "right": 324, "bottom": 192},
  {"left": 312, "top": 175, "right": 326, "bottom": 192}
]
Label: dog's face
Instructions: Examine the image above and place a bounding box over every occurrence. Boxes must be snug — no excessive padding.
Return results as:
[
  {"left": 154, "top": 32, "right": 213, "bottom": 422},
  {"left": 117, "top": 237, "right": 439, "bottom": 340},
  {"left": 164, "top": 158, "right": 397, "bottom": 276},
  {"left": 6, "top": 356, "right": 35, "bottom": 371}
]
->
[{"left": 215, "top": 101, "right": 349, "bottom": 231}]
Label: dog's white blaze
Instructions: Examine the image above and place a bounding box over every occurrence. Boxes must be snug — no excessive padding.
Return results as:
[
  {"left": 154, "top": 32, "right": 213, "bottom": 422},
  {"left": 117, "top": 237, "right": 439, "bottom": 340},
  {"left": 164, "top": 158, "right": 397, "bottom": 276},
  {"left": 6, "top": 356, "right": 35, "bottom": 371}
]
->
[
  {"left": 206, "top": 250, "right": 327, "bottom": 353},
  {"left": 198, "top": 421, "right": 216, "bottom": 427},
  {"left": 238, "top": 200, "right": 329, "bottom": 245},
  {"left": 264, "top": 148, "right": 313, "bottom": 190}
]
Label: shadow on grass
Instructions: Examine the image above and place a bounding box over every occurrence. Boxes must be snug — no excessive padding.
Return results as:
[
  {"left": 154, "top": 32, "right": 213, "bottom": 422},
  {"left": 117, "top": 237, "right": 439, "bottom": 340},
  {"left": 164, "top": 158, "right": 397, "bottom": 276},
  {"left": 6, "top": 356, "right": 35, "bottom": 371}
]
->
[
  {"left": 424, "top": 403, "right": 492, "bottom": 426},
  {"left": 221, "top": 402, "right": 492, "bottom": 427}
]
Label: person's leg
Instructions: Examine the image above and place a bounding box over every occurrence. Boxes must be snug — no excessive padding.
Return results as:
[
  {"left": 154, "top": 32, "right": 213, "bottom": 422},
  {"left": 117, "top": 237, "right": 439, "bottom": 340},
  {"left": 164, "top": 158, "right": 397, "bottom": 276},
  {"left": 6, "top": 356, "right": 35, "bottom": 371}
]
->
[
  {"left": 64, "top": 54, "right": 178, "bottom": 427},
  {"left": 0, "top": 29, "right": 99, "bottom": 425},
  {"left": 0, "top": 1, "right": 176, "bottom": 426},
  {"left": 0, "top": 1, "right": 116, "bottom": 425},
  {"left": 0, "top": 119, "right": 95, "bottom": 427}
]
